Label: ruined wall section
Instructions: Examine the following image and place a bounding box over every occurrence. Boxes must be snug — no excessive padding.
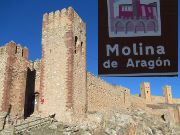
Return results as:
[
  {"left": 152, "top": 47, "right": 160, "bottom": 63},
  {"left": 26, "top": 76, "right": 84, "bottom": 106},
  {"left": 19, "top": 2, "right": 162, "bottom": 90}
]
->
[
  {"left": 87, "top": 73, "right": 130, "bottom": 113},
  {"left": 71, "top": 8, "right": 87, "bottom": 117},
  {"left": 0, "top": 42, "right": 29, "bottom": 118}
]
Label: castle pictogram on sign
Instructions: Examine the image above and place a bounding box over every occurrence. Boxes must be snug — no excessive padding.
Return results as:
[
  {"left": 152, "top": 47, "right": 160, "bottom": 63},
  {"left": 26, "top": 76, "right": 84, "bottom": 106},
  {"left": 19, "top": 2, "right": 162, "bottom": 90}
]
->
[{"left": 107, "top": 0, "right": 161, "bottom": 37}]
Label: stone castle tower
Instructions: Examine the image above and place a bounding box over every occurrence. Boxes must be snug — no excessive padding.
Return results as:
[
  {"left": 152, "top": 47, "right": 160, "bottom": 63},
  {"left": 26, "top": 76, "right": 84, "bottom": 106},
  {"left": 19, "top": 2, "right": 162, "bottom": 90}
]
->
[
  {"left": 140, "top": 82, "right": 151, "bottom": 102},
  {"left": 163, "top": 85, "right": 173, "bottom": 104},
  {"left": 0, "top": 42, "right": 29, "bottom": 118},
  {"left": 39, "top": 7, "right": 87, "bottom": 122}
]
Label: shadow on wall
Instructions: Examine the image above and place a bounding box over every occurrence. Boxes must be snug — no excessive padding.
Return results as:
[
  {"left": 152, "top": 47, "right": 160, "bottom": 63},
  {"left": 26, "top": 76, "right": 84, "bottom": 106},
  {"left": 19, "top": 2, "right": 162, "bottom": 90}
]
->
[{"left": 24, "top": 68, "right": 36, "bottom": 118}]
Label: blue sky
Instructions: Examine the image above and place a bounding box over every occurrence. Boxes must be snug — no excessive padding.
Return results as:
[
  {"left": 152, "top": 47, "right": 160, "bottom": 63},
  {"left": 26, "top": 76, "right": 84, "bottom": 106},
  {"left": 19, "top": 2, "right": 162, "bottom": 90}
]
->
[{"left": 0, "top": 0, "right": 179, "bottom": 97}]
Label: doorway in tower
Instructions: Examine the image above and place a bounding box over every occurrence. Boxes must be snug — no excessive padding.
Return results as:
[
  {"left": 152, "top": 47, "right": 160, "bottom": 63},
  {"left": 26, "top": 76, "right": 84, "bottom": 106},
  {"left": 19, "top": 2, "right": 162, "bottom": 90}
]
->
[{"left": 24, "top": 68, "right": 36, "bottom": 118}]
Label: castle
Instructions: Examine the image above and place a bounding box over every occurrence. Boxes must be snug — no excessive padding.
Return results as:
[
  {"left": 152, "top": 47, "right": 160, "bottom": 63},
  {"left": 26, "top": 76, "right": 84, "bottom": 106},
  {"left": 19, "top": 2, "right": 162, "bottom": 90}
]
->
[{"left": 0, "top": 7, "right": 180, "bottom": 125}]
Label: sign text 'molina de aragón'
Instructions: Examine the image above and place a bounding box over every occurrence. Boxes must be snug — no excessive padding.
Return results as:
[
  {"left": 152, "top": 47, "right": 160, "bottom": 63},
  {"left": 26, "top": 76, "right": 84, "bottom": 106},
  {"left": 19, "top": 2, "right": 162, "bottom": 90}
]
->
[{"left": 98, "top": 0, "right": 178, "bottom": 76}]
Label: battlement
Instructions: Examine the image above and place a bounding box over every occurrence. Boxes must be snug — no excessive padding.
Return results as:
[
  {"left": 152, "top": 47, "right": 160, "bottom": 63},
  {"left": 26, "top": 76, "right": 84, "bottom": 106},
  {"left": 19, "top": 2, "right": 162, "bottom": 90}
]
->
[
  {"left": 163, "top": 85, "right": 173, "bottom": 104},
  {"left": 140, "top": 82, "right": 151, "bottom": 102},
  {"left": 42, "top": 7, "right": 86, "bottom": 30},
  {"left": 0, "top": 41, "right": 28, "bottom": 59}
]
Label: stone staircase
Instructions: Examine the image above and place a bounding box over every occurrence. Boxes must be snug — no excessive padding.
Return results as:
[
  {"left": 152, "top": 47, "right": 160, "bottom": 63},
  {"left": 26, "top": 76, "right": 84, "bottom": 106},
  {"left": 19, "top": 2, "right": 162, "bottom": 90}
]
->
[
  {"left": 0, "top": 116, "right": 52, "bottom": 135},
  {"left": 14, "top": 116, "right": 52, "bottom": 134}
]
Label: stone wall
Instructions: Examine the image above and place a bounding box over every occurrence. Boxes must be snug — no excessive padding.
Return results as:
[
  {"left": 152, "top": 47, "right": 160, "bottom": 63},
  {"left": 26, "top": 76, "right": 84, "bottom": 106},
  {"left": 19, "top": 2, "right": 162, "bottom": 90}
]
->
[
  {"left": 87, "top": 73, "right": 130, "bottom": 114},
  {"left": 173, "top": 98, "right": 180, "bottom": 104},
  {"left": 129, "top": 95, "right": 146, "bottom": 109},
  {"left": 34, "top": 60, "right": 41, "bottom": 94},
  {"left": 0, "top": 45, "right": 8, "bottom": 113},
  {"left": 147, "top": 96, "right": 180, "bottom": 105},
  {"left": 71, "top": 8, "right": 87, "bottom": 118},
  {"left": 33, "top": 60, "right": 41, "bottom": 112},
  {"left": 39, "top": 7, "right": 87, "bottom": 122},
  {"left": 9, "top": 45, "right": 28, "bottom": 118},
  {"left": 151, "top": 96, "right": 165, "bottom": 104},
  {"left": 175, "top": 106, "right": 180, "bottom": 123},
  {"left": 0, "top": 41, "right": 29, "bottom": 118}
]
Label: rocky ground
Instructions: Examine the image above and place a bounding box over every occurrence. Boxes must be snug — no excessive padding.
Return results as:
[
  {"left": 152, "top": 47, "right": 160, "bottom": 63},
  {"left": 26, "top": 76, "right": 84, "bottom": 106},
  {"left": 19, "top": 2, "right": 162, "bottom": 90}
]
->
[{"left": 23, "top": 108, "right": 180, "bottom": 135}]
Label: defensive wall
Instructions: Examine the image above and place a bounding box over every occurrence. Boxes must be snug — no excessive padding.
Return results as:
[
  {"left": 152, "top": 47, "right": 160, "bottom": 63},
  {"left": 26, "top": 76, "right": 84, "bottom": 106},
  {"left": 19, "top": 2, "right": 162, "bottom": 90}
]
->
[
  {"left": 87, "top": 72, "right": 130, "bottom": 114},
  {"left": 0, "top": 42, "right": 28, "bottom": 119},
  {"left": 139, "top": 82, "right": 180, "bottom": 124}
]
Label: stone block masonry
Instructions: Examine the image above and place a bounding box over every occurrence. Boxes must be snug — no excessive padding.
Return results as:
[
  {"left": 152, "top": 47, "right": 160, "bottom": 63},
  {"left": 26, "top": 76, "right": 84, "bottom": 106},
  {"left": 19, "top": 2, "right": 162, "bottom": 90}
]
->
[
  {"left": 0, "top": 41, "right": 29, "bottom": 119},
  {"left": 140, "top": 82, "right": 151, "bottom": 103},
  {"left": 87, "top": 73, "right": 130, "bottom": 113},
  {"left": 163, "top": 85, "right": 173, "bottom": 104},
  {"left": 39, "top": 7, "right": 87, "bottom": 122},
  {"left": 33, "top": 60, "right": 41, "bottom": 113}
]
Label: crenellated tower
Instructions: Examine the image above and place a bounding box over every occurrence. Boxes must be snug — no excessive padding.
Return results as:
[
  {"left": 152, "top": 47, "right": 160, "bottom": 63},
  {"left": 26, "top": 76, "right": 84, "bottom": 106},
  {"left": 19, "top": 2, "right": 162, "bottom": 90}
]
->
[
  {"left": 140, "top": 82, "right": 151, "bottom": 102},
  {"left": 163, "top": 85, "right": 173, "bottom": 104},
  {"left": 39, "top": 7, "right": 87, "bottom": 122},
  {"left": 0, "top": 41, "right": 29, "bottom": 118}
]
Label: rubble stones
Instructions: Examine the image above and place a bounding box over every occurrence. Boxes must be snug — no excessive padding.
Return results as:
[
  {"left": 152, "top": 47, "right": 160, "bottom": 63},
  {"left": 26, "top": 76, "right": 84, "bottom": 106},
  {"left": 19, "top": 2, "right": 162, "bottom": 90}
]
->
[{"left": 27, "top": 108, "right": 180, "bottom": 135}]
